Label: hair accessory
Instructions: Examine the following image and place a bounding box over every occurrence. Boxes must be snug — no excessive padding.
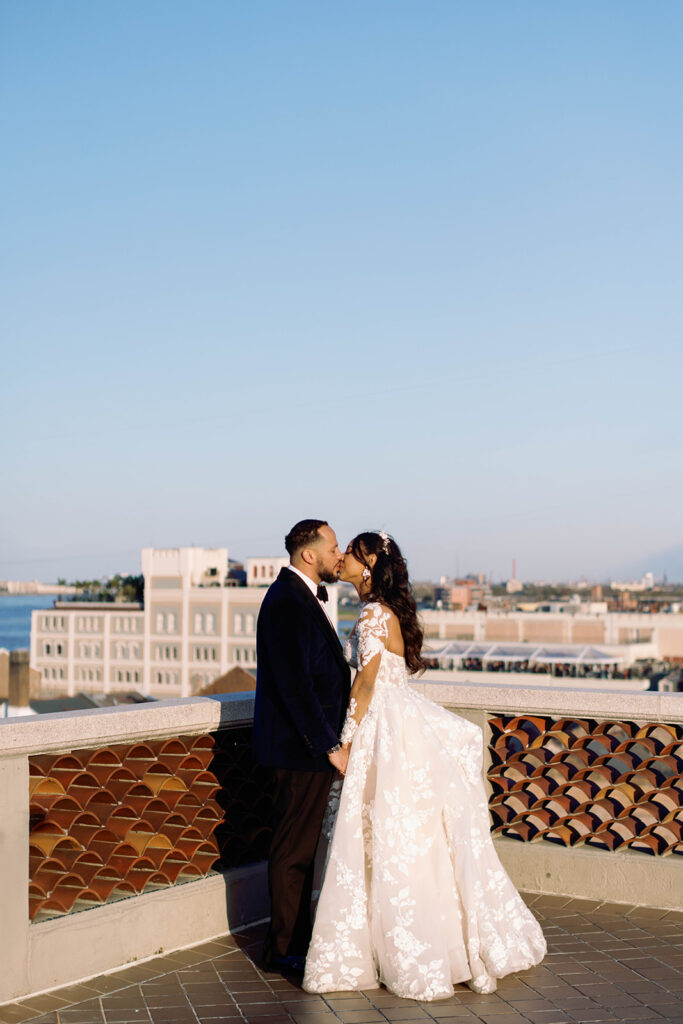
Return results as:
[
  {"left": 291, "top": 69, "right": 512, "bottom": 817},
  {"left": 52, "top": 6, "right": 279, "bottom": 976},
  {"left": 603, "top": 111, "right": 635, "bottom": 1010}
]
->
[{"left": 378, "top": 531, "right": 391, "bottom": 554}]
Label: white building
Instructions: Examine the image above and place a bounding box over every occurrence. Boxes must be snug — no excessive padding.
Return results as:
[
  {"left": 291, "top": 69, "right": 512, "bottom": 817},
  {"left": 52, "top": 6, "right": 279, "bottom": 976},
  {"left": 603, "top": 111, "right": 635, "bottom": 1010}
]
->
[
  {"left": 246, "top": 556, "right": 289, "bottom": 587},
  {"left": 31, "top": 547, "right": 338, "bottom": 699}
]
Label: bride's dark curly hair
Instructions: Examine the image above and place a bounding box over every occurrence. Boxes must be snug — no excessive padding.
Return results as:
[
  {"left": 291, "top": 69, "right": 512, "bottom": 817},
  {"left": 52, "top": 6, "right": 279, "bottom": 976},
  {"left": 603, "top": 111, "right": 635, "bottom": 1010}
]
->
[{"left": 351, "top": 531, "right": 426, "bottom": 675}]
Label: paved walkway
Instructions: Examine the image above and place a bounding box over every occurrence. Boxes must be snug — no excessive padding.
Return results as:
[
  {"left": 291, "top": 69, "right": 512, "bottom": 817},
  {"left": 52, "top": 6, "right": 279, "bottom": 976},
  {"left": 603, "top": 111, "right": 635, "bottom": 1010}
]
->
[{"left": 2, "top": 896, "right": 682, "bottom": 1024}]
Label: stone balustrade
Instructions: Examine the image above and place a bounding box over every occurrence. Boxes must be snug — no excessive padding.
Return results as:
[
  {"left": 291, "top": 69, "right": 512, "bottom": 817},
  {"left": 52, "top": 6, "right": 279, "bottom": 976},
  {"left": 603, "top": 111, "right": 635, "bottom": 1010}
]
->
[{"left": 1, "top": 680, "right": 681, "bottom": 1007}]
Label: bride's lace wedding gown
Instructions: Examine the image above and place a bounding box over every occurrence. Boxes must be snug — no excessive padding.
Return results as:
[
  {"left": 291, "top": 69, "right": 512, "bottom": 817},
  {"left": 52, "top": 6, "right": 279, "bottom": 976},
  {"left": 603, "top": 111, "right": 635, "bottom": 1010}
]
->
[{"left": 303, "top": 603, "right": 546, "bottom": 1001}]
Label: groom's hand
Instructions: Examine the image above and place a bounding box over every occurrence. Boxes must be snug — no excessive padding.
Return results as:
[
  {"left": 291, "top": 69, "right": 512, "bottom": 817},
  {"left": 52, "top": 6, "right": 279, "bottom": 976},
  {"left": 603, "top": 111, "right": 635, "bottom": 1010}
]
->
[{"left": 328, "top": 746, "right": 349, "bottom": 776}]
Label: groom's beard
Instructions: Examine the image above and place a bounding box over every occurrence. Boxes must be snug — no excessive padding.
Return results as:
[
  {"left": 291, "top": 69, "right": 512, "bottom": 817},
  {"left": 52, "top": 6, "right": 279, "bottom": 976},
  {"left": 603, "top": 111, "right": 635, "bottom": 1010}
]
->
[{"left": 316, "top": 556, "right": 342, "bottom": 585}]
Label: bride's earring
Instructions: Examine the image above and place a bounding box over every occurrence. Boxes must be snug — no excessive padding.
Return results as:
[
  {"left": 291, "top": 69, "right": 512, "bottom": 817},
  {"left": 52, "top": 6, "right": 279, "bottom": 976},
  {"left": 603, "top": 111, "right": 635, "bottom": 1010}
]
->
[{"left": 362, "top": 566, "right": 371, "bottom": 582}]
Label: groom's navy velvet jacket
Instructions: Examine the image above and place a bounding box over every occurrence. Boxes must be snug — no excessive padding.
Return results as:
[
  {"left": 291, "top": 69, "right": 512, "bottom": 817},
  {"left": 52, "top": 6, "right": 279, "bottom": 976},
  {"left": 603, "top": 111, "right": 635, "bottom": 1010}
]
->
[{"left": 253, "top": 568, "right": 351, "bottom": 772}]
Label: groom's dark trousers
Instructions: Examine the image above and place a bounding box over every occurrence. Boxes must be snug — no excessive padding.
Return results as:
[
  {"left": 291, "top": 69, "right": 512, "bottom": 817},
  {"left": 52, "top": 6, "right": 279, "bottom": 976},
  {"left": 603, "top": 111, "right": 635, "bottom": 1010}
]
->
[{"left": 253, "top": 568, "right": 351, "bottom": 964}]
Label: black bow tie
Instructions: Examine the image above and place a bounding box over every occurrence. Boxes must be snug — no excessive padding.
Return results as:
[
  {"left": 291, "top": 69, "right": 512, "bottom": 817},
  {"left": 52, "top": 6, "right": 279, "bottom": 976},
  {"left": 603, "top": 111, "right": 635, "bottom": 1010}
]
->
[{"left": 316, "top": 583, "right": 329, "bottom": 603}]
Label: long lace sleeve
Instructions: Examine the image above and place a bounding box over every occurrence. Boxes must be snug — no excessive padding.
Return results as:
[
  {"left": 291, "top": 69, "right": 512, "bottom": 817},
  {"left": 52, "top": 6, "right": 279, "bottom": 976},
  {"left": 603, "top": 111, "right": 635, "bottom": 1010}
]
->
[{"left": 340, "top": 603, "right": 389, "bottom": 745}]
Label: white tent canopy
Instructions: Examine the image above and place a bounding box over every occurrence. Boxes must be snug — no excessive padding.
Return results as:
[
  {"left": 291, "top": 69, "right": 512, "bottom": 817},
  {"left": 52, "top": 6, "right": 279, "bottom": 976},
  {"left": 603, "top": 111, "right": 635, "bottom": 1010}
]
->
[{"left": 422, "top": 640, "right": 622, "bottom": 667}]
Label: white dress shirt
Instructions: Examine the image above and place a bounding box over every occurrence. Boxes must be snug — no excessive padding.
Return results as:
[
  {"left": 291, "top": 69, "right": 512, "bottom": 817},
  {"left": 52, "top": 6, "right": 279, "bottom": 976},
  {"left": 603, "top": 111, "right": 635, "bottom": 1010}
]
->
[{"left": 287, "top": 564, "right": 335, "bottom": 626}]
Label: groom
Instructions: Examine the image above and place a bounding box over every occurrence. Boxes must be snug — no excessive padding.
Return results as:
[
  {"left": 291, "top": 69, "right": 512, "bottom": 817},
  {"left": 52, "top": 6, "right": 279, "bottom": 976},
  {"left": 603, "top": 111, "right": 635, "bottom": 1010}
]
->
[{"left": 253, "top": 519, "right": 351, "bottom": 975}]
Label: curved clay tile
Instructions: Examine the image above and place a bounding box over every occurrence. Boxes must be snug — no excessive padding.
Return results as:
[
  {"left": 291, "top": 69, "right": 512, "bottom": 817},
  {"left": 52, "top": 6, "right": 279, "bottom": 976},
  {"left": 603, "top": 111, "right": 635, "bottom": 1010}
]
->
[
  {"left": 71, "top": 851, "right": 105, "bottom": 884},
  {"left": 535, "top": 763, "right": 574, "bottom": 785},
  {"left": 155, "top": 812, "right": 187, "bottom": 844},
  {"left": 83, "top": 749, "right": 123, "bottom": 785},
  {"left": 493, "top": 729, "right": 532, "bottom": 755},
  {"left": 607, "top": 818, "right": 639, "bottom": 842},
  {"left": 30, "top": 822, "right": 68, "bottom": 857},
  {"left": 500, "top": 791, "right": 536, "bottom": 815},
  {"left": 653, "top": 790, "right": 682, "bottom": 814},
  {"left": 122, "top": 744, "right": 157, "bottom": 780},
  {"left": 152, "top": 738, "right": 190, "bottom": 766},
  {"left": 42, "top": 796, "right": 82, "bottom": 832},
  {"left": 539, "top": 824, "right": 574, "bottom": 846},
  {"left": 661, "top": 741, "right": 683, "bottom": 761},
  {"left": 574, "top": 766, "right": 619, "bottom": 787},
  {"left": 530, "top": 732, "right": 569, "bottom": 753},
  {"left": 176, "top": 826, "right": 205, "bottom": 858},
  {"left": 33, "top": 858, "right": 70, "bottom": 894},
  {"left": 66, "top": 772, "right": 101, "bottom": 807},
  {"left": 44, "top": 755, "right": 85, "bottom": 787},
  {"left": 151, "top": 779, "right": 189, "bottom": 810},
  {"left": 105, "top": 766, "right": 138, "bottom": 802},
  {"left": 84, "top": 790, "right": 119, "bottom": 824},
  {"left": 594, "top": 753, "right": 637, "bottom": 776},
  {"left": 189, "top": 842, "right": 220, "bottom": 873},
  {"left": 173, "top": 790, "right": 203, "bottom": 814},
  {"left": 489, "top": 804, "right": 515, "bottom": 828},
  {"left": 514, "top": 777, "right": 556, "bottom": 801},
  {"left": 71, "top": 888, "right": 105, "bottom": 912},
  {"left": 594, "top": 721, "right": 636, "bottom": 741},
  {"left": 190, "top": 806, "right": 221, "bottom": 836},
  {"left": 69, "top": 812, "right": 101, "bottom": 847},
  {"left": 651, "top": 821, "right": 683, "bottom": 848},
  {"left": 29, "top": 880, "right": 49, "bottom": 901},
  {"left": 554, "top": 781, "right": 598, "bottom": 805},
  {"left": 30, "top": 753, "right": 62, "bottom": 775},
  {"left": 641, "top": 755, "right": 680, "bottom": 781},
  {"left": 175, "top": 756, "right": 207, "bottom": 787},
  {"left": 31, "top": 897, "right": 71, "bottom": 921},
  {"left": 549, "top": 749, "right": 592, "bottom": 772},
  {"left": 489, "top": 777, "right": 513, "bottom": 796},
  {"left": 29, "top": 776, "right": 66, "bottom": 800},
  {"left": 585, "top": 830, "right": 623, "bottom": 851},
  {"left": 636, "top": 723, "right": 680, "bottom": 748},
  {"left": 123, "top": 783, "right": 155, "bottom": 817},
  {"left": 46, "top": 872, "right": 89, "bottom": 913},
  {"left": 157, "top": 853, "right": 193, "bottom": 884},
  {"left": 622, "top": 769, "right": 659, "bottom": 793},
  {"left": 524, "top": 809, "right": 556, "bottom": 832},
  {"left": 518, "top": 749, "right": 557, "bottom": 765},
  {"left": 107, "top": 806, "right": 143, "bottom": 840},
  {"left": 124, "top": 857, "right": 159, "bottom": 892},
  {"left": 615, "top": 738, "right": 658, "bottom": 760},
  {"left": 188, "top": 734, "right": 215, "bottom": 767},
  {"left": 188, "top": 771, "right": 220, "bottom": 801},
  {"left": 87, "top": 868, "right": 127, "bottom": 902},
  {"left": 123, "top": 820, "right": 156, "bottom": 855},
  {"left": 503, "top": 756, "right": 537, "bottom": 774},
  {"left": 584, "top": 798, "right": 619, "bottom": 822},
  {"left": 595, "top": 784, "right": 638, "bottom": 809},
  {"left": 575, "top": 735, "right": 620, "bottom": 756},
  {"left": 535, "top": 795, "right": 575, "bottom": 819},
  {"left": 625, "top": 833, "right": 661, "bottom": 855},
  {"left": 89, "top": 828, "right": 119, "bottom": 860},
  {"left": 628, "top": 802, "right": 665, "bottom": 829},
  {"left": 138, "top": 834, "right": 173, "bottom": 868},
  {"left": 108, "top": 842, "right": 139, "bottom": 875},
  {"left": 138, "top": 797, "right": 173, "bottom": 832}
]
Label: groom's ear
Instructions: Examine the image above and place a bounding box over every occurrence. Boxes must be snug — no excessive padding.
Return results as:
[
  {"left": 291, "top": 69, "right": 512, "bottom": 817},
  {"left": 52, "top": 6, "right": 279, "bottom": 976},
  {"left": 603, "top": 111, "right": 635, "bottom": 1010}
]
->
[{"left": 300, "top": 546, "right": 316, "bottom": 566}]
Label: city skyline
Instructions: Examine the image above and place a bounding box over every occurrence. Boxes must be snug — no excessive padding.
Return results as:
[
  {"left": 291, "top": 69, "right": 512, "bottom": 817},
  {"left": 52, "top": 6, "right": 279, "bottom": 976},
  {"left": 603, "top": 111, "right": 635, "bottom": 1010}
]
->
[{"left": 3, "top": 3, "right": 682, "bottom": 583}]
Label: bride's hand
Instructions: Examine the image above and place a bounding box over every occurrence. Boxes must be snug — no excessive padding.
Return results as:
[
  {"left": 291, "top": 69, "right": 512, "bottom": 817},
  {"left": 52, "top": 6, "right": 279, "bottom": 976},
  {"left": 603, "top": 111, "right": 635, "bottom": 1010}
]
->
[{"left": 332, "top": 745, "right": 350, "bottom": 777}]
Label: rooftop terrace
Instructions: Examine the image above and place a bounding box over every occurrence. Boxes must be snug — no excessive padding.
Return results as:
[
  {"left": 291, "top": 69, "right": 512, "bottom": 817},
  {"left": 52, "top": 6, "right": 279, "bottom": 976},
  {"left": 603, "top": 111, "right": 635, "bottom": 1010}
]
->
[{"left": 1, "top": 674, "right": 681, "bottom": 1024}]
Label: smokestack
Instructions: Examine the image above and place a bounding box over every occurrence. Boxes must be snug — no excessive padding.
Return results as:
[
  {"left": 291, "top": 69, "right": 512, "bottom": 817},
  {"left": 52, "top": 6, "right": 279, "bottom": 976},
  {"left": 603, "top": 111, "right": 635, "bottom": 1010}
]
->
[
  {"left": 9, "top": 650, "right": 31, "bottom": 708},
  {"left": 512, "top": 559, "right": 517, "bottom": 581}
]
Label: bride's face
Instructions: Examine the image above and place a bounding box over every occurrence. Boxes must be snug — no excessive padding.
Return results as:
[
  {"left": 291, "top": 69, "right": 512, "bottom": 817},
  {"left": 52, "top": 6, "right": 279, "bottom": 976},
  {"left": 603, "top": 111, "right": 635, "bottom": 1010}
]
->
[{"left": 340, "top": 543, "right": 367, "bottom": 586}]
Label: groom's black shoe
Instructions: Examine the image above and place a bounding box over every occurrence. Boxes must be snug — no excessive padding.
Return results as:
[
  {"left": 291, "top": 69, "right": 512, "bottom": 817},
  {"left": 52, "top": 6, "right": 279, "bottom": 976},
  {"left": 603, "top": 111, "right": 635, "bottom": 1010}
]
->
[{"left": 262, "top": 953, "right": 305, "bottom": 977}]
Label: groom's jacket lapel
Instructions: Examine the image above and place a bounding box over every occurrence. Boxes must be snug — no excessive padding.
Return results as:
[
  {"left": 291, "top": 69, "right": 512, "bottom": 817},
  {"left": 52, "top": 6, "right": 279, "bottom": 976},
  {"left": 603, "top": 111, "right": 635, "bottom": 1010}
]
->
[{"left": 279, "top": 569, "right": 348, "bottom": 673}]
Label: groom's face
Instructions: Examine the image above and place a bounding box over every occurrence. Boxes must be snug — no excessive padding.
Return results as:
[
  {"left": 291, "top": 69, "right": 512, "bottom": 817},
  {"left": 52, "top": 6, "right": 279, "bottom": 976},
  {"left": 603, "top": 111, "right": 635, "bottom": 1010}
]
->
[{"left": 312, "top": 525, "right": 344, "bottom": 584}]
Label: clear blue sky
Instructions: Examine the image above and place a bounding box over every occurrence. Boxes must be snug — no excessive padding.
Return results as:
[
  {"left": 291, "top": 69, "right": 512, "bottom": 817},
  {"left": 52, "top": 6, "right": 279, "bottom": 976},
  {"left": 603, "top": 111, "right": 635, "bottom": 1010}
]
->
[{"left": 2, "top": 2, "right": 682, "bottom": 582}]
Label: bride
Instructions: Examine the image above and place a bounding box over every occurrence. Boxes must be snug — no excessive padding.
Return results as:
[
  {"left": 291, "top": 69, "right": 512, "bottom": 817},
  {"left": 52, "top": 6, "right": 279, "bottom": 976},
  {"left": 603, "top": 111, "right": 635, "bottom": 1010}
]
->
[{"left": 303, "top": 531, "right": 546, "bottom": 1000}]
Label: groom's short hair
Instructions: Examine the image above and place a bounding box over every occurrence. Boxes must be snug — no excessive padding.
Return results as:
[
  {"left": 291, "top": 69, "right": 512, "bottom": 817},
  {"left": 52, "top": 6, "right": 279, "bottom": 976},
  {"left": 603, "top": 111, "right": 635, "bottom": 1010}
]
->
[{"left": 285, "top": 519, "right": 328, "bottom": 556}]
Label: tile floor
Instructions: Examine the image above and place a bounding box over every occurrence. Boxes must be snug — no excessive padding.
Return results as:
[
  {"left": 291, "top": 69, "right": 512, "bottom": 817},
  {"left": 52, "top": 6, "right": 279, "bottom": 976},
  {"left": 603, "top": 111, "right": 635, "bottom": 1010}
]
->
[{"left": 1, "top": 896, "right": 682, "bottom": 1024}]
